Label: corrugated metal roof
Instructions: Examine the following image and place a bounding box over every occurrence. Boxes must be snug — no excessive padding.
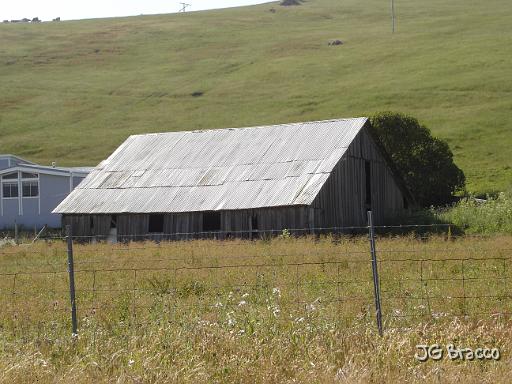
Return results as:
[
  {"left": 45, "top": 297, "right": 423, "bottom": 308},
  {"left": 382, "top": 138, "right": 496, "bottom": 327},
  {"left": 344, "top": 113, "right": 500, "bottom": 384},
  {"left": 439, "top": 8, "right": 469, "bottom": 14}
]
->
[{"left": 54, "top": 117, "right": 368, "bottom": 214}]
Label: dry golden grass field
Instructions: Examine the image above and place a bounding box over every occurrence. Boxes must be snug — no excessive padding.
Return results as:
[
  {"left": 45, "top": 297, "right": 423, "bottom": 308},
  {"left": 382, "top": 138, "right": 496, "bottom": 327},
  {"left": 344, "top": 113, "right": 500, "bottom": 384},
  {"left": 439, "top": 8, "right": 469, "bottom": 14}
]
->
[{"left": 0, "top": 234, "right": 511, "bottom": 383}]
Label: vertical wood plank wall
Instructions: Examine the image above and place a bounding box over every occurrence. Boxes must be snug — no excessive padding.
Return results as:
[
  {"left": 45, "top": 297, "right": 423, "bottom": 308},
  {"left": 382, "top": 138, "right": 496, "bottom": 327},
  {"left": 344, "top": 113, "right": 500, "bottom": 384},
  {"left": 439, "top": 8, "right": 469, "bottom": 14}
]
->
[
  {"left": 312, "top": 127, "right": 405, "bottom": 227},
  {"left": 63, "top": 207, "right": 311, "bottom": 239}
]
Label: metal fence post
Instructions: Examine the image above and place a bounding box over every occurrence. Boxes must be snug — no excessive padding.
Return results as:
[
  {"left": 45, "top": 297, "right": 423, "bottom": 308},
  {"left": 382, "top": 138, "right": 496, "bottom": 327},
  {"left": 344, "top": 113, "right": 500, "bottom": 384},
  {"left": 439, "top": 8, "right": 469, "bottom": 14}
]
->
[
  {"left": 66, "top": 225, "right": 78, "bottom": 336},
  {"left": 367, "top": 211, "right": 383, "bottom": 336}
]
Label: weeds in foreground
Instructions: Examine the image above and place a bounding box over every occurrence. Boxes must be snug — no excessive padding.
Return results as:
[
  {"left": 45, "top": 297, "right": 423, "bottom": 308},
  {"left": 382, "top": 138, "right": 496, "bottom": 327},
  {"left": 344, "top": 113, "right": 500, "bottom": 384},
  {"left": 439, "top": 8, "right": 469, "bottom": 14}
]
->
[
  {"left": 0, "top": 235, "right": 511, "bottom": 382},
  {"left": 438, "top": 191, "right": 512, "bottom": 234}
]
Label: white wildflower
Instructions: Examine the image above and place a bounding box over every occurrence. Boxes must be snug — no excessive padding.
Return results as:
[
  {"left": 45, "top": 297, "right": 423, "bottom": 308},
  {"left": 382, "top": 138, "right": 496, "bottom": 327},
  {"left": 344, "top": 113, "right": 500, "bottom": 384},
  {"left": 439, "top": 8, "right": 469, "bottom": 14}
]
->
[
  {"left": 238, "top": 300, "right": 247, "bottom": 307},
  {"left": 306, "top": 298, "right": 320, "bottom": 312},
  {"left": 267, "top": 304, "right": 280, "bottom": 317},
  {"left": 128, "top": 359, "right": 135, "bottom": 367},
  {"left": 37, "top": 359, "right": 48, "bottom": 367}
]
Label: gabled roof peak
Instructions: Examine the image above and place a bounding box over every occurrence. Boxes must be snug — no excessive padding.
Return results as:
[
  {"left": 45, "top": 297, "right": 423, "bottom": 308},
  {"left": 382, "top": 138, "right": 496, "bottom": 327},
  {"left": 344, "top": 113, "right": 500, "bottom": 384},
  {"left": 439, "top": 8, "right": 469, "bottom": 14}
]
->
[{"left": 55, "top": 117, "right": 369, "bottom": 214}]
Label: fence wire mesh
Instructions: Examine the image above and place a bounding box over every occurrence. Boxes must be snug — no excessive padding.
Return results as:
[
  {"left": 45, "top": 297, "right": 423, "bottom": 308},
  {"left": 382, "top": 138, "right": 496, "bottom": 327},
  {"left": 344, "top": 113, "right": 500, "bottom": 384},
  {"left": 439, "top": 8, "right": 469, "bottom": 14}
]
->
[{"left": 0, "top": 222, "right": 511, "bottom": 337}]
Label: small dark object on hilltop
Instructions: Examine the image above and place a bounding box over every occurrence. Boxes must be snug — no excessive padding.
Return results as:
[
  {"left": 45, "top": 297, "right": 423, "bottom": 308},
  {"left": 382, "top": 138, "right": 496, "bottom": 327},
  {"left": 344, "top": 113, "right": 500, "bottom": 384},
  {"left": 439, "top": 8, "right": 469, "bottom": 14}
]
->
[
  {"left": 280, "top": 0, "right": 303, "bottom": 6},
  {"left": 53, "top": 17, "right": 61, "bottom": 22},
  {"left": 21, "top": 18, "right": 30, "bottom": 23},
  {"left": 328, "top": 39, "right": 343, "bottom": 46},
  {"left": 191, "top": 91, "right": 204, "bottom": 97},
  {"left": 32, "top": 17, "right": 41, "bottom": 23}
]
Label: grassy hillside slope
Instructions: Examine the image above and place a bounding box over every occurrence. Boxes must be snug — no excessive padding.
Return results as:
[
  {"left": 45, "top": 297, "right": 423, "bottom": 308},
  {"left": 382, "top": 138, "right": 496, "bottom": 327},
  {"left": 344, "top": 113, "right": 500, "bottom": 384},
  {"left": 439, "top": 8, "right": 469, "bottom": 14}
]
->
[{"left": 0, "top": 0, "right": 511, "bottom": 193}]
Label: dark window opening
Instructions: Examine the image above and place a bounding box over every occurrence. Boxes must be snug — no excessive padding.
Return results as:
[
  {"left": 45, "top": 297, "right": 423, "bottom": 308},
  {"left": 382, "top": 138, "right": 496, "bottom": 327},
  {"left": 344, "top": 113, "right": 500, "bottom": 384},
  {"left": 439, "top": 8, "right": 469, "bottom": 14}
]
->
[
  {"left": 149, "top": 214, "right": 165, "bottom": 233},
  {"left": 203, "top": 211, "right": 221, "bottom": 232},
  {"left": 3, "top": 172, "right": 18, "bottom": 180},
  {"left": 2, "top": 183, "right": 18, "bottom": 198},
  {"left": 22, "top": 181, "right": 38, "bottom": 197},
  {"left": 89, "top": 217, "right": 95, "bottom": 231},
  {"left": 21, "top": 172, "right": 38, "bottom": 179},
  {"left": 110, "top": 215, "right": 117, "bottom": 229},
  {"left": 403, "top": 196, "right": 409, "bottom": 210},
  {"left": 365, "top": 161, "right": 372, "bottom": 209}
]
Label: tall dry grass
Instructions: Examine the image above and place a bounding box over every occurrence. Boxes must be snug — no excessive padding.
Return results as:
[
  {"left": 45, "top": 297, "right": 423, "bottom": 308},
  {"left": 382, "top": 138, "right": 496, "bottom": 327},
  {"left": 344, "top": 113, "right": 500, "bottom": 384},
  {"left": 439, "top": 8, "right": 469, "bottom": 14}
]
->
[{"left": 0, "top": 234, "right": 511, "bottom": 383}]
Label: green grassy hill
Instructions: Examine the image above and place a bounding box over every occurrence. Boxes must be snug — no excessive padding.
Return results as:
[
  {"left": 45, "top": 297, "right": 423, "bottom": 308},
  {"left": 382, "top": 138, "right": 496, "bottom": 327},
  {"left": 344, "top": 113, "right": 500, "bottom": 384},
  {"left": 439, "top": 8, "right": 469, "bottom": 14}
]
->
[{"left": 1, "top": 0, "right": 511, "bottom": 193}]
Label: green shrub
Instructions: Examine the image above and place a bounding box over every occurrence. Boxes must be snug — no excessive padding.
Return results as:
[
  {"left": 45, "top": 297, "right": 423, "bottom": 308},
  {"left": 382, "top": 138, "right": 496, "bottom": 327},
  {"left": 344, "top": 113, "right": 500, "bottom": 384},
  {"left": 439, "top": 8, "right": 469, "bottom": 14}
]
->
[
  {"left": 370, "top": 112, "right": 465, "bottom": 207},
  {"left": 438, "top": 191, "right": 512, "bottom": 234}
]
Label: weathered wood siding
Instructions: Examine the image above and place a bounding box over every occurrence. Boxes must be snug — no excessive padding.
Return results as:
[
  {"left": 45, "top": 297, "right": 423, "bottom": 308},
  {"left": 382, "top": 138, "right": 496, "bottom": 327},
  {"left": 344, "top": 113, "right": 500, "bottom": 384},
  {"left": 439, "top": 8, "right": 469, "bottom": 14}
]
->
[
  {"left": 227, "top": 207, "right": 310, "bottom": 233},
  {"left": 63, "top": 206, "right": 311, "bottom": 239},
  {"left": 311, "top": 126, "right": 406, "bottom": 227},
  {"left": 63, "top": 214, "right": 111, "bottom": 238}
]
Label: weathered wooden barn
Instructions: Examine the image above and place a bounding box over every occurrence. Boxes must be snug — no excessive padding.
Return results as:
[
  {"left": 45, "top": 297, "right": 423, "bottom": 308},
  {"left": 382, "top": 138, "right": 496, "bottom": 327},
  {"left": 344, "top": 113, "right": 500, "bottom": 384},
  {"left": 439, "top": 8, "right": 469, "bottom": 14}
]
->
[{"left": 54, "top": 117, "right": 413, "bottom": 240}]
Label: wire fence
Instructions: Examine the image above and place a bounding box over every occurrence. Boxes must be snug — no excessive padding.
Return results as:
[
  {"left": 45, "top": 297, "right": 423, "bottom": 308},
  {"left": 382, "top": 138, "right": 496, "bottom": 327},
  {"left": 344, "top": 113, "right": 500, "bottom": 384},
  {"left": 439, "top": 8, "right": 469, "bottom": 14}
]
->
[{"left": 0, "top": 213, "right": 511, "bottom": 337}]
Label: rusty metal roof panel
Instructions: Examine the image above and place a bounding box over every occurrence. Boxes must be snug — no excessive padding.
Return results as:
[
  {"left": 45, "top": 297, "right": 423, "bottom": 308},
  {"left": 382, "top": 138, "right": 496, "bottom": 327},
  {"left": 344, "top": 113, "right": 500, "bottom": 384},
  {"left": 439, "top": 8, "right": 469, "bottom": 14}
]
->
[{"left": 54, "top": 117, "right": 368, "bottom": 214}]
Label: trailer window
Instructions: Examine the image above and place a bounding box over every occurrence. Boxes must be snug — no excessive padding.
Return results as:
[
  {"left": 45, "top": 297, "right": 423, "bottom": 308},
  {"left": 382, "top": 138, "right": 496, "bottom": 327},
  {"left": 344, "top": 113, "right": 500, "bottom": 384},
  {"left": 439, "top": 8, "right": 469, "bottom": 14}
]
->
[
  {"left": 22, "top": 181, "right": 39, "bottom": 197},
  {"left": 2, "top": 172, "right": 18, "bottom": 180},
  {"left": 2, "top": 182, "right": 18, "bottom": 198}
]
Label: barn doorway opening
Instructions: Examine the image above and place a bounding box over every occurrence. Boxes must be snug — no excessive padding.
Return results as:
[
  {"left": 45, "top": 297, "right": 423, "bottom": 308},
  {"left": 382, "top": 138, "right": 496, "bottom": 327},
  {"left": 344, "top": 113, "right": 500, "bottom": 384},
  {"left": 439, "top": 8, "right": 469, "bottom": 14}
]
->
[
  {"left": 149, "top": 214, "right": 165, "bottom": 233},
  {"left": 251, "top": 214, "right": 259, "bottom": 239},
  {"left": 365, "top": 161, "right": 372, "bottom": 210},
  {"left": 108, "top": 215, "right": 118, "bottom": 244},
  {"left": 203, "top": 211, "right": 221, "bottom": 232}
]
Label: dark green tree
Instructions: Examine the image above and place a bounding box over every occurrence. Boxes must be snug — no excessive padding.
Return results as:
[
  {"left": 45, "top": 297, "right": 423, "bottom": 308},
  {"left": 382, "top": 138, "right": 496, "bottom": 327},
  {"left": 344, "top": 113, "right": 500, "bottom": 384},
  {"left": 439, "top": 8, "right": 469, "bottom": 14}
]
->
[{"left": 370, "top": 112, "right": 465, "bottom": 207}]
